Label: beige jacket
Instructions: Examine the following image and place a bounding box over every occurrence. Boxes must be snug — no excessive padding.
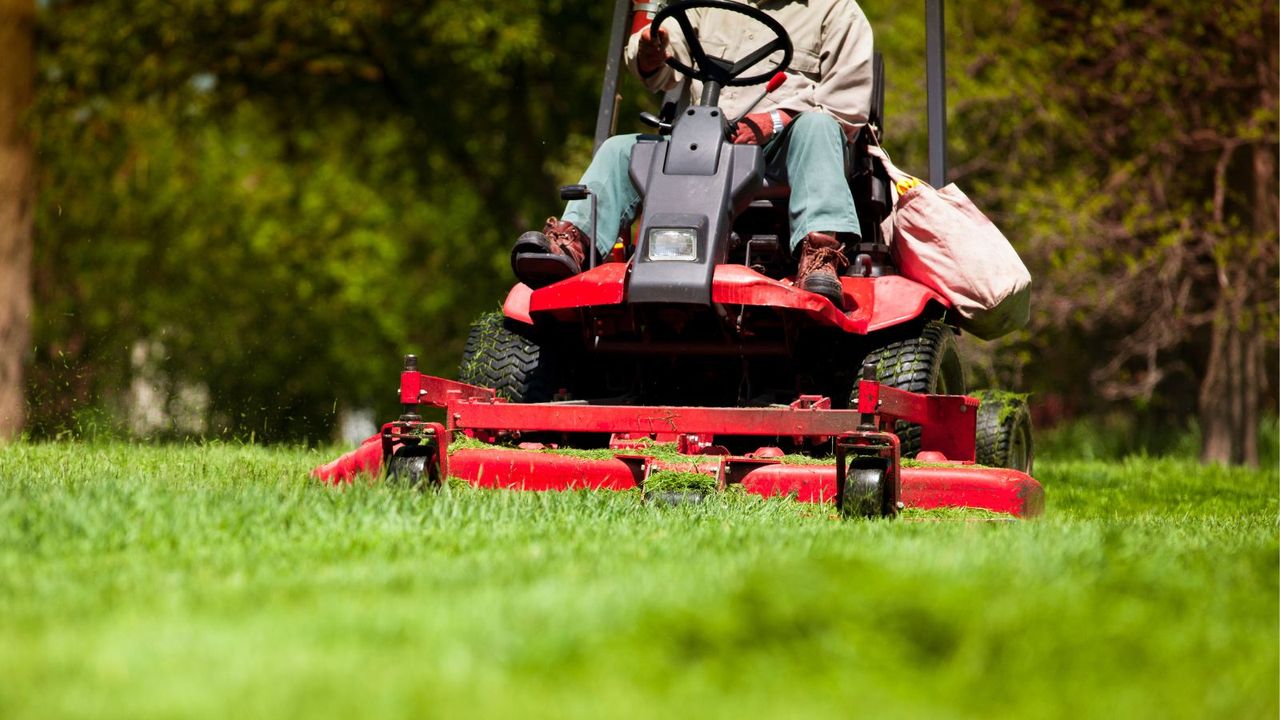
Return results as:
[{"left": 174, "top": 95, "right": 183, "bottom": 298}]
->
[{"left": 624, "top": 0, "right": 874, "bottom": 132}]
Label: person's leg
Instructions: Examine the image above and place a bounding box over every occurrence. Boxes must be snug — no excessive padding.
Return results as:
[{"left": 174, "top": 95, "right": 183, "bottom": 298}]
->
[
  {"left": 512, "top": 134, "right": 642, "bottom": 287},
  {"left": 762, "top": 112, "right": 859, "bottom": 308},
  {"left": 766, "top": 112, "right": 861, "bottom": 251},
  {"left": 561, "top": 133, "right": 643, "bottom": 257}
]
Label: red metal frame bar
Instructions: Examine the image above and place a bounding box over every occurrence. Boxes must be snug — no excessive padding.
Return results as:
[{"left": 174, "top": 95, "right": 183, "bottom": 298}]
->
[
  {"left": 855, "top": 379, "right": 977, "bottom": 462},
  {"left": 401, "top": 372, "right": 496, "bottom": 406},
  {"left": 392, "top": 370, "right": 975, "bottom": 462},
  {"left": 448, "top": 401, "right": 863, "bottom": 438},
  {"left": 310, "top": 369, "right": 1043, "bottom": 518}
]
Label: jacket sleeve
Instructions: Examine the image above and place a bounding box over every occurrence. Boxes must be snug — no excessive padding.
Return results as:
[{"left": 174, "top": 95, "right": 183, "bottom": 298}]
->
[{"left": 811, "top": 1, "right": 874, "bottom": 129}]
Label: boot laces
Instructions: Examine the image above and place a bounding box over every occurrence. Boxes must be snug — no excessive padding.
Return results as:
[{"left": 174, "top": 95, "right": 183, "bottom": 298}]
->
[
  {"left": 543, "top": 217, "right": 580, "bottom": 256},
  {"left": 799, "top": 244, "right": 849, "bottom": 277}
]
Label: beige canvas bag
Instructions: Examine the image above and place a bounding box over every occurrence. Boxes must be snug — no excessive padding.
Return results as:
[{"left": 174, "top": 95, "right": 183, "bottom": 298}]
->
[{"left": 867, "top": 145, "right": 1032, "bottom": 341}]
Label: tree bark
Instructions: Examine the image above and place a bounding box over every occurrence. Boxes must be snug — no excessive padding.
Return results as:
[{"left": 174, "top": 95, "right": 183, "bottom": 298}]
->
[
  {"left": 0, "top": 0, "right": 35, "bottom": 441},
  {"left": 1198, "top": 287, "right": 1252, "bottom": 467},
  {"left": 1198, "top": 140, "right": 1275, "bottom": 467}
]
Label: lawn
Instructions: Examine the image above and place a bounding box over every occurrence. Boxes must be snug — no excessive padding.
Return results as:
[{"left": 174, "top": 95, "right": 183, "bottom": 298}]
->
[{"left": 0, "top": 442, "right": 1275, "bottom": 719}]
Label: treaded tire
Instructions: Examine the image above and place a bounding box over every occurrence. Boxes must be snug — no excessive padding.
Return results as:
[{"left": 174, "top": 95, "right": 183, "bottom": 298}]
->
[
  {"left": 852, "top": 321, "right": 966, "bottom": 457},
  {"left": 458, "top": 312, "right": 559, "bottom": 403},
  {"left": 840, "top": 460, "right": 893, "bottom": 519},
  {"left": 973, "top": 390, "right": 1033, "bottom": 473}
]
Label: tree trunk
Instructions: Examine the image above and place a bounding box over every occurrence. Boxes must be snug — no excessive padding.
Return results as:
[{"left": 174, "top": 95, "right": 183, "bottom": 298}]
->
[
  {"left": 0, "top": 0, "right": 36, "bottom": 441},
  {"left": 1198, "top": 287, "right": 1257, "bottom": 467},
  {"left": 1198, "top": 140, "right": 1275, "bottom": 468}
]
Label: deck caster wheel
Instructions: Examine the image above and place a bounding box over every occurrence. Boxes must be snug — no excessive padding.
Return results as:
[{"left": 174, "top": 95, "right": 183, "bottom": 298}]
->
[
  {"left": 974, "top": 391, "right": 1034, "bottom": 473},
  {"left": 386, "top": 448, "right": 441, "bottom": 490},
  {"left": 644, "top": 490, "right": 710, "bottom": 507},
  {"left": 840, "top": 460, "right": 893, "bottom": 519}
]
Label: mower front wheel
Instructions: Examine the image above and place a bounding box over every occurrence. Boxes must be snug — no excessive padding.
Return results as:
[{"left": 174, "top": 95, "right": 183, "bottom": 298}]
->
[
  {"left": 839, "top": 460, "right": 896, "bottom": 519},
  {"left": 973, "top": 391, "right": 1034, "bottom": 473},
  {"left": 853, "top": 321, "right": 966, "bottom": 456},
  {"left": 386, "top": 452, "right": 440, "bottom": 490},
  {"left": 458, "top": 311, "right": 561, "bottom": 403}
]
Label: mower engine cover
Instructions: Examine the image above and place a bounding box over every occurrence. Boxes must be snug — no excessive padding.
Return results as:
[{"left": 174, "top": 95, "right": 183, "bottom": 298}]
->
[{"left": 627, "top": 107, "right": 764, "bottom": 305}]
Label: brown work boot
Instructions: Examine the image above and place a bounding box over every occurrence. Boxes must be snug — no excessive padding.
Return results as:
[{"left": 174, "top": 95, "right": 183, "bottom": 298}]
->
[
  {"left": 796, "top": 231, "right": 849, "bottom": 308},
  {"left": 511, "top": 217, "right": 590, "bottom": 288}
]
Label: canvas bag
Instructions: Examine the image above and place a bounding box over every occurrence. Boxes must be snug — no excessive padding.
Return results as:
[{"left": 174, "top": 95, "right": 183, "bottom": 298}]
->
[{"left": 867, "top": 145, "right": 1032, "bottom": 341}]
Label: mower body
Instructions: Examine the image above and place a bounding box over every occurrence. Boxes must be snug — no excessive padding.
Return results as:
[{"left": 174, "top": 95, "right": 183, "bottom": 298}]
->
[{"left": 314, "top": 0, "right": 1043, "bottom": 518}]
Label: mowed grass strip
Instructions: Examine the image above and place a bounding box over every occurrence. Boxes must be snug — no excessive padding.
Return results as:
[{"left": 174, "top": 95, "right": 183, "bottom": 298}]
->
[{"left": 0, "top": 442, "right": 1275, "bottom": 719}]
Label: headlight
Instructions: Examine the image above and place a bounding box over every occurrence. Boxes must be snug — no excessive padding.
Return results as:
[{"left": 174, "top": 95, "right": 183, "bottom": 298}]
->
[{"left": 647, "top": 228, "right": 698, "bottom": 261}]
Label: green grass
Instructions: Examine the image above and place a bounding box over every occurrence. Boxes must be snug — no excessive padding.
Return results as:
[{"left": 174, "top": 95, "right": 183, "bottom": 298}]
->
[{"left": 0, "top": 443, "right": 1275, "bottom": 719}]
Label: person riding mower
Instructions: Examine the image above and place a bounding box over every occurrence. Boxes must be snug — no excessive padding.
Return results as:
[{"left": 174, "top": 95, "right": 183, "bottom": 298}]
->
[{"left": 511, "top": 0, "right": 875, "bottom": 308}]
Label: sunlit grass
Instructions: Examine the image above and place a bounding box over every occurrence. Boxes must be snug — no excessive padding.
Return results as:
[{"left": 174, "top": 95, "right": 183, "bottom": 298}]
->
[{"left": 0, "top": 443, "right": 1275, "bottom": 719}]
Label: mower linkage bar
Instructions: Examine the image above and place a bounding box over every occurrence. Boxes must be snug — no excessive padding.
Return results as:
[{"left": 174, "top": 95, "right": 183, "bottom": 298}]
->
[
  {"left": 394, "top": 363, "right": 978, "bottom": 463},
  {"left": 449, "top": 401, "right": 859, "bottom": 439}
]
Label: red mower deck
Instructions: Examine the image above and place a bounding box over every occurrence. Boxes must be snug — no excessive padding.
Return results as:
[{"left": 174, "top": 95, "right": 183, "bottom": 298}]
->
[{"left": 313, "top": 366, "right": 1044, "bottom": 519}]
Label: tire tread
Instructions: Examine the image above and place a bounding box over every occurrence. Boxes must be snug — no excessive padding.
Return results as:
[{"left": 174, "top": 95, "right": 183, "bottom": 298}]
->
[
  {"left": 853, "top": 322, "right": 963, "bottom": 456},
  {"left": 458, "top": 312, "right": 558, "bottom": 402}
]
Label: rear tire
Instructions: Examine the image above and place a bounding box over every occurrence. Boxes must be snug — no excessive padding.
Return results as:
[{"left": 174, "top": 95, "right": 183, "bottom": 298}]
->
[
  {"left": 852, "top": 321, "right": 965, "bottom": 456},
  {"left": 973, "top": 390, "right": 1034, "bottom": 472},
  {"left": 458, "top": 312, "right": 560, "bottom": 403}
]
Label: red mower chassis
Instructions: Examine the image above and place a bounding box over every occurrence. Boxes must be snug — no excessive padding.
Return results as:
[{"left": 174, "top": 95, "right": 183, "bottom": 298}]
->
[
  {"left": 312, "top": 363, "right": 1044, "bottom": 519},
  {"left": 502, "top": 263, "right": 948, "bottom": 334}
]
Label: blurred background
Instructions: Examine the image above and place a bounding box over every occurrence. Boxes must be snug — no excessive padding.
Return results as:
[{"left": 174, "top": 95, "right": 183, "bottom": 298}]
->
[{"left": 0, "top": 0, "right": 1274, "bottom": 464}]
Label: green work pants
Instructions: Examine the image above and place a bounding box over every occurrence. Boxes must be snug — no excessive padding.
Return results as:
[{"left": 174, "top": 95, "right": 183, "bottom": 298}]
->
[{"left": 562, "top": 112, "right": 861, "bottom": 255}]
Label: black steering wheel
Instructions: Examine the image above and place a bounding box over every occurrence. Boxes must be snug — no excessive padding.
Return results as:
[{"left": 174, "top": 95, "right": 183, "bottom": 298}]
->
[{"left": 651, "top": 0, "right": 793, "bottom": 88}]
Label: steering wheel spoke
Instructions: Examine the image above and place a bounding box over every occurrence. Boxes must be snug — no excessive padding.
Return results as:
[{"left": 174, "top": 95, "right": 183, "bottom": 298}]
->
[
  {"left": 652, "top": 0, "right": 793, "bottom": 89},
  {"left": 669, "top": 11, "right": 709, "bottom": 72},
  {"left": 730, "top": 37, "right": 788, "bottom": 78}
]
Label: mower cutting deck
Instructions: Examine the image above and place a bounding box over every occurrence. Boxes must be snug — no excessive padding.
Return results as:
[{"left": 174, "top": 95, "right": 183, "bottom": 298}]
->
[{"left": 313, "top": 357, "right": 1043, "bottom": 519}]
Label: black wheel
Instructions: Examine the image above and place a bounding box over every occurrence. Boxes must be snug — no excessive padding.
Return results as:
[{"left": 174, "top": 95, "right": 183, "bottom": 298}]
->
[
  {"left": 458, "top": 311, "right": 560, "bottom": 403},
  {"left": 839, "top": 458, "right": 894, "bottom": 519},
  {"left": 386, "top": 451, "right": 439, "bottom": 490},
  {"left": 644, "top": 490, "right": 711, "bottom": 507},
  {"left": 973, "top": 390, "right": 1034, "bottom": 473},
  {"left": 852, "top": 321, "right": 966, "bottom": 456}
]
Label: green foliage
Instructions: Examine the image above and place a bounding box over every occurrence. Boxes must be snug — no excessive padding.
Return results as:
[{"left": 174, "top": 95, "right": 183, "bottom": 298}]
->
[
  {"left": 31, "top": 0, "right": 616, "bottom": 440},
  {"left": 931, "top": 1, "right": 1278, "bottom": 424},
  {"left": 0, "top": 442, "right": 1275, "bottom": 717},
  {"left": 27, "top": 0, "right": 1278, "bottom": 445},
  {"left": 1039, "top": 413, "right": 1280, "bottom": 465}
]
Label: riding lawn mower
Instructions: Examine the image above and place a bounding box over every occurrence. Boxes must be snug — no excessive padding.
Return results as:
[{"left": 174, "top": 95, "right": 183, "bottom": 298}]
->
[{"left": 314, "top": 0, "right": 1043, "bottom": 519}]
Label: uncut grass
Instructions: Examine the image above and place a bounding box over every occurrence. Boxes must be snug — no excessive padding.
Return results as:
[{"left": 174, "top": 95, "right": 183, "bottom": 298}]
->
[{"left": 0, "top": 443, "right": 1275, "bottom": 719}]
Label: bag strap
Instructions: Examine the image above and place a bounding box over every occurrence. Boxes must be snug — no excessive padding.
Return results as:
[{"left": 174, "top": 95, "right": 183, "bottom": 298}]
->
[{"left": 865, "top": 143, "right": 925, "bottom": 198}]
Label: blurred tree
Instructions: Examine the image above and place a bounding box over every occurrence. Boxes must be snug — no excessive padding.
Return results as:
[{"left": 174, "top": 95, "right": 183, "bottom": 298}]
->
[
  {"left": 0, "top": 0, "right": 34, "bottom": 441},
  {"left": 31, "top": 0, "right": 617, "bottom": 440},
  {"left": 26, "top": 0, "right": 1279, "bottom": 461},
  {"left": 938, "top": 0, "right": 1278, "bottom": 465}
]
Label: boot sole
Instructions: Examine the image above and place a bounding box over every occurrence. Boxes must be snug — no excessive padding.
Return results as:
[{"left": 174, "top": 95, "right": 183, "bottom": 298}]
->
[
  {"left": 513, "top": 252, "right": 581, "bottom": 289},
  {"left": 801, "top": 273, "right": 846, "bottom": 309}
]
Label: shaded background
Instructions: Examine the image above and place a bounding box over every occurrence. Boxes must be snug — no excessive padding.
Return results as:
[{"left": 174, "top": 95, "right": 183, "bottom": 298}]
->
[{"left": 0, "top": 0, "right": 1275, "bottom": 464}]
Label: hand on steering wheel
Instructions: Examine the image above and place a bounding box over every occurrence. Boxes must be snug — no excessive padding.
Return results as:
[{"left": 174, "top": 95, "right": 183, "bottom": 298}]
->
[
  {"left": 636, "top": 25, "right": 671, "bottom": 75},
  {"left": 650, "top": 0, "right": 794, "bottom": 88}
]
